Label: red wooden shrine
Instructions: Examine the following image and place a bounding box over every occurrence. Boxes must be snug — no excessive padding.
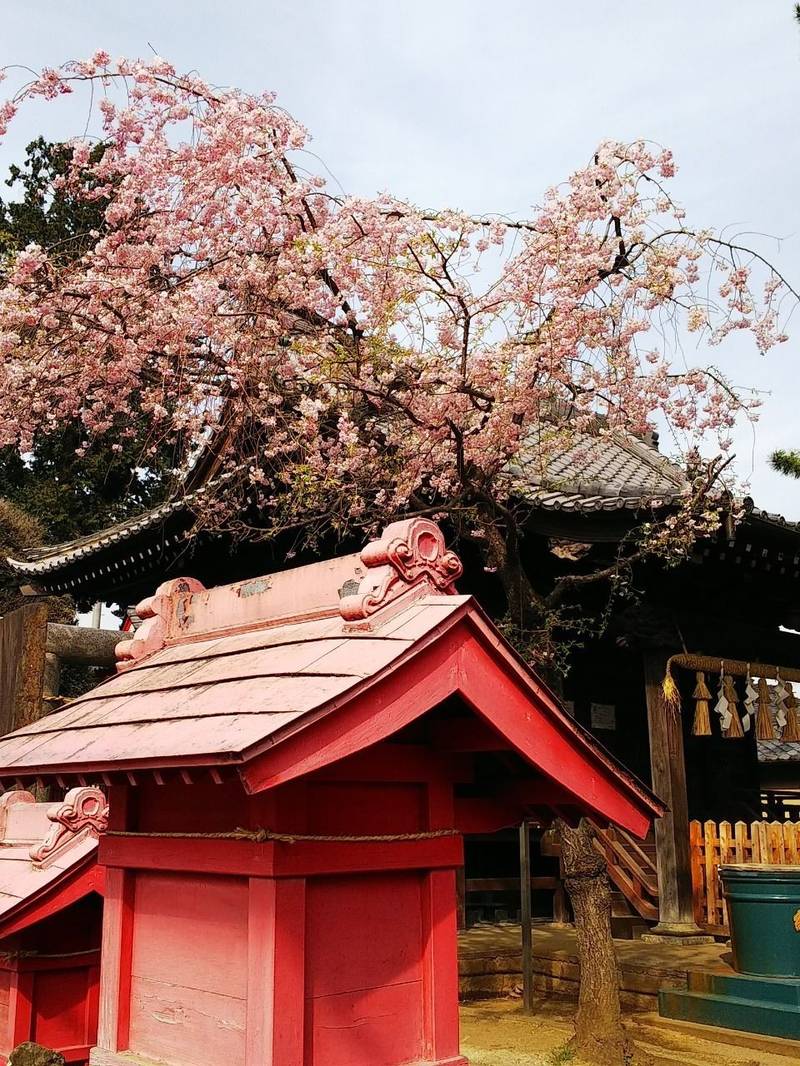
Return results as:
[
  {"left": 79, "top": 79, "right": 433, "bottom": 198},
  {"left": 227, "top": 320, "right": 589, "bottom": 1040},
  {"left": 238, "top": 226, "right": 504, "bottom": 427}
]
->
[
  {"left": 0, "top": 788, "right": 106, "bottom": 1064},
  {"left": 0, "top": 519, "right": 662, "bottom": 1066}
]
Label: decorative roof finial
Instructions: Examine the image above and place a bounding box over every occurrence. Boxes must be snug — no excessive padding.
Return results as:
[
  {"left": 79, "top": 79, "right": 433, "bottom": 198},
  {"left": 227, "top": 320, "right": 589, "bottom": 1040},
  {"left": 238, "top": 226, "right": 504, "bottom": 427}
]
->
[
  {"left": 30, "top": 786, "right": 109, "bottom": 867},
  {"left": 339, "top": 518, "right": 463, "bottom": 621},
  {"left": 116, "top": 576, "right": 206, "bottom": 670}
]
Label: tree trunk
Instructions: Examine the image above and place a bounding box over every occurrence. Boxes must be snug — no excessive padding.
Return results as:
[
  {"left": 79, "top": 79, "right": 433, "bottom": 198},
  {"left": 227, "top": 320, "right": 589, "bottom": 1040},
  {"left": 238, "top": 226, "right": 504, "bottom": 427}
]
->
[{"left": 556, "top": 817, "right": 631, "bottom": 1065}]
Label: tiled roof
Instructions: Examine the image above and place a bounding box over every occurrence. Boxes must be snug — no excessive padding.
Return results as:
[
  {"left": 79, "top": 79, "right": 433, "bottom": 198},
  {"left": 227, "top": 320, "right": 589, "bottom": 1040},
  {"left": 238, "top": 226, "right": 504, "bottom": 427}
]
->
[
  {"left": 509, "top": 427, "right": 689, "bottom": 513},
  {"left": 6, "top": 469, "right": 234, "bottom": 578},
  {"left": 757, "top": 739, "right": 800, "bottom": 763},
  {"left": 7, "top": 429, "right": 690, "bottom": 581}
]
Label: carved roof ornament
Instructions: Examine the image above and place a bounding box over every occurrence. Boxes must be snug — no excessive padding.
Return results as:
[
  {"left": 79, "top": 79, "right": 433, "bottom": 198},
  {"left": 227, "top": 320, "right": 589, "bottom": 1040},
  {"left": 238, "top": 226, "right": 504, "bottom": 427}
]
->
[
  {"left": 116, "top": 576, "right": 206, "bottom": 670},
  {"left": 339, "top": 518, "right": 463, "bottom": 621},
  {"left": 30, "top": 786, "right": 109, "bottom": 867}
]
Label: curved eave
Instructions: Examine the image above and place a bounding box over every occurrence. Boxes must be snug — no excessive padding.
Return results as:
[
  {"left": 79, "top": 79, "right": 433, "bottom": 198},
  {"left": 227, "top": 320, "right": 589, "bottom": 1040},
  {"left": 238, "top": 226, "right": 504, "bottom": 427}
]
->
[
  {"left": 0, "top": 598, "right": 662, "bottom": 836},
  {"left": 0, "top": 850, "right": 103, "bottom": 941}
]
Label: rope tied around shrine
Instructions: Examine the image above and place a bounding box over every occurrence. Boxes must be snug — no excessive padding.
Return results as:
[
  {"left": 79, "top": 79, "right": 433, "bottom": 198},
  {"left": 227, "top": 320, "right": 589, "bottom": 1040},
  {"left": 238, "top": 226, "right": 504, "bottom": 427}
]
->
[{"left": 104, "top": 827, "right": 460, "bottom": 844}]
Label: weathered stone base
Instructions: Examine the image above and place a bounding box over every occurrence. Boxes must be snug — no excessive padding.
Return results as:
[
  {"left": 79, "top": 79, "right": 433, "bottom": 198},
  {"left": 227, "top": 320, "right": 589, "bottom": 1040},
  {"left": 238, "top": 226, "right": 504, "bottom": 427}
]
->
[{"left": 640, "top": 933, "right": 716, "bottom": 945}]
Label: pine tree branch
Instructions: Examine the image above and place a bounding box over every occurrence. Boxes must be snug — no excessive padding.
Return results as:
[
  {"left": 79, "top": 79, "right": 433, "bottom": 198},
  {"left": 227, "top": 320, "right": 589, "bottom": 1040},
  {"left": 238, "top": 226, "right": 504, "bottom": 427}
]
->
[{"left": 770, "top": 449, "right": 800, "bottom": 478}]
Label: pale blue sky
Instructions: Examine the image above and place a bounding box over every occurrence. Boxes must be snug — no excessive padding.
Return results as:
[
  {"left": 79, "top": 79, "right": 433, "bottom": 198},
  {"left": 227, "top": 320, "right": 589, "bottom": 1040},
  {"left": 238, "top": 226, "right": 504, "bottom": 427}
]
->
[{"left": 3, "top": 1, "right": 800, "bottom": 516}]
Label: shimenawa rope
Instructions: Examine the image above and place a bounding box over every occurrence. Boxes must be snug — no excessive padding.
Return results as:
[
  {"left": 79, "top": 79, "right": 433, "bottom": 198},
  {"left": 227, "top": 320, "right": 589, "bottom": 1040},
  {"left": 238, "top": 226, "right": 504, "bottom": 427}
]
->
[{"left": 105, "top": 827, "right": 459, "bottom": 844}]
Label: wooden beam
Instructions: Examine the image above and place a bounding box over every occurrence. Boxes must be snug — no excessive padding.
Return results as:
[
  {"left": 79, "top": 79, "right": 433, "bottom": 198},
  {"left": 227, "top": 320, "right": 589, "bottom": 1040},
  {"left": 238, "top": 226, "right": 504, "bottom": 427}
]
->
[
  {"left": 643, "top": 650, "right": 703, "bottom": 936},
  {"left": 46, "top": 623, "right": 130, "bottom": 666},
  {"left": 99, "top": 834, "right": 464, "bottom": 879}
]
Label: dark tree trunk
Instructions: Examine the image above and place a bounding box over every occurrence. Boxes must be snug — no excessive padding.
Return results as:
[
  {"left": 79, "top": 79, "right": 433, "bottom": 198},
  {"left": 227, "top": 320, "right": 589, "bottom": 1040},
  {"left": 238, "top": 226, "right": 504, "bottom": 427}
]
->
[{"left": 556, "top": 817, "right": 631, "bottom": 1065}]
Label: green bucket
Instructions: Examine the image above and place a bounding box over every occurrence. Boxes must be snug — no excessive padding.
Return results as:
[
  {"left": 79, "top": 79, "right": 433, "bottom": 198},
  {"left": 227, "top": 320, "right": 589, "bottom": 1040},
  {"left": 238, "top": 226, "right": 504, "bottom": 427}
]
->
[{"left": 720, "top": 864, "right": 800, "bottom": 978}]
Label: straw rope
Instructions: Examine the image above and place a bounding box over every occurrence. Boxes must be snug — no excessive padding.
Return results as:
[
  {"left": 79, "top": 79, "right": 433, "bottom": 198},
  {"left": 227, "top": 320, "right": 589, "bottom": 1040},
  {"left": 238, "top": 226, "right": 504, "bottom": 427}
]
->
[
  {"left": 105, "top": 827, "right": 459, "bottom": 844},
  {"left": 662, "top": 653, "right": 800, "bottom": 710}
]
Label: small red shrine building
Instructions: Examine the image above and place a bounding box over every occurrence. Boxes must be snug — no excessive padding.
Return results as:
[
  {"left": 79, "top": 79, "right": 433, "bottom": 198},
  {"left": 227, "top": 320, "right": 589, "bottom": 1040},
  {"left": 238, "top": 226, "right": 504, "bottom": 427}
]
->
[
  {"left": 0, "top": 787, "right": 106, "bottom": 1064},
  {"left": 0, "top": 519, "right": 662, "bottom": 1066}
]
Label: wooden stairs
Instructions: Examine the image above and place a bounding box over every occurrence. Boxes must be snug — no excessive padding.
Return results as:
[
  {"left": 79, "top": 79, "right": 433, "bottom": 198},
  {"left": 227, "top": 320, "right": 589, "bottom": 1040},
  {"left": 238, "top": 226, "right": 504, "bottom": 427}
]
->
[{"left": 543, "top": 823, "right": 660, "bottom": 936}]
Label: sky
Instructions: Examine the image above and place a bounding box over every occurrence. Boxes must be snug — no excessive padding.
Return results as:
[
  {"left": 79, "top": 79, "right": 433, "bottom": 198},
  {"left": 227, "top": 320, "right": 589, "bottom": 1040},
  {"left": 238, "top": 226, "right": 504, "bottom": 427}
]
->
[{"left": 2, "top": 1, "right": 800, "bottom": 519}]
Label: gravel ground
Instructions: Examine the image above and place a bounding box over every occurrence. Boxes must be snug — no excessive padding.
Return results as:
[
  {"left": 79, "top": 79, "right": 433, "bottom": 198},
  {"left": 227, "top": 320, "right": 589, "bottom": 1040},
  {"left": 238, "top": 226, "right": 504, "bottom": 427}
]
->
[{"left": 460, "top": 997, "right": 798, "bottom": 1066}]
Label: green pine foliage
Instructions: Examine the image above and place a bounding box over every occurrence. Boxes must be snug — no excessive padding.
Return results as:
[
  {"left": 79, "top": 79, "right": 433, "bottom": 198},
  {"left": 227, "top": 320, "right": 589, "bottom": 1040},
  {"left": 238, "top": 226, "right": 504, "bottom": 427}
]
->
[{"left": 770, "top": 449, "right": 800, "bottom": 479}]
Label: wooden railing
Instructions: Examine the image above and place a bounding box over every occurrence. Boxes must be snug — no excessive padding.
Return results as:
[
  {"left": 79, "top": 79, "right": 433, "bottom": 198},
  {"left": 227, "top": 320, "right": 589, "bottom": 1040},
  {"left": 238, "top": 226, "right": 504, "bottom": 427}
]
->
[
  {"left": 592, "top": 824, "right": 659, "bottom": 921},
  {"left": 690, "top": 819, "right": 800, "bottom": 934}
]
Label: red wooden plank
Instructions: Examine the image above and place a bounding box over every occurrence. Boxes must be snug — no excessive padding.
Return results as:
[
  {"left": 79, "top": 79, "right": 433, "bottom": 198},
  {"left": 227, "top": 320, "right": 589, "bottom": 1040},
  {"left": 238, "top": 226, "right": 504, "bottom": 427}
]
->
[
  {"left": 243, "top": 611, "right": 660, "bottom": 834},
  {"left": 272, "top": 879, "right": 306, "bottom": 1066},
  {"left": 99, "top": 834, "right": 464, "bottom": 879},
  {"left": 421, "top": 869, "right": 461, "bottom": 1061},
  {"left": 245, "top": 878, "right": 274, "bottom": 1066},
  {"left": 9, "top": 971, "right": 33, "bottom": 1048},
  {"left": 95, "top": 868, "right": 134, "bottom": 1055}
]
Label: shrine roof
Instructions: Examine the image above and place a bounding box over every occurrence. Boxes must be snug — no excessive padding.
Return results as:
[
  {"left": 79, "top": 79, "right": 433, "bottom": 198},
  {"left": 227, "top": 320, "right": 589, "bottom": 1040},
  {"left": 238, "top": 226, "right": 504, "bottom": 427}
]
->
[
  {"left": 0, "top": 520, "right": 663, "bottom": 836},
  {"left": 10, "top": 420, "right": 800, "bottom": 603},
  {"left": 0, "top": 787, "right": 106, "bottom": 936},
  {"left": 511, "top": 426, "right": 689, "bottom": 513},
  {"left": 3, "top": 427, "right": 691, "bottom": 590}
]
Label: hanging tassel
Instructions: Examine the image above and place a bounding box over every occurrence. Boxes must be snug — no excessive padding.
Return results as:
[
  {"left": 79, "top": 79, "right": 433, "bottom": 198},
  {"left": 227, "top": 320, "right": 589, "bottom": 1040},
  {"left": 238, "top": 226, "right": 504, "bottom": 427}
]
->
[
  {"left": 742, "top": 667, "right": 757, "bottom": 733},
  {"left": 772, "top": 670, "right": 788, "bottom": 734},
  {"left": 662, "top": 657, "right": 681, "bottom": 710},
  {"left": 723, "top": 675, "right": 744, "bottom": 738},
  {"left": 691, "top": 671, "right": 712, "bottom": 736},
  {"left": 783, "top": 682, "right": 800, "bottom": 742},
  {"left": 756, "top": 676, "right": 776, "bottom": 741},
  {"left": 715, "top": 664, "right": 731, "bottom": 732}
]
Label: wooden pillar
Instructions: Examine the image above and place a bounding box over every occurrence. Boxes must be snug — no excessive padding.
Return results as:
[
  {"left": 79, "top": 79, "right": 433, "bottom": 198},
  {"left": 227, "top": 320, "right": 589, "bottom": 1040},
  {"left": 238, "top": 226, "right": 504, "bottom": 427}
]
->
[
  {"left": 643, "top": 651, "right": 703, "bottom": 936},
  {"left": 519, "top": 820, "right": 534, "bottom": 1014}
]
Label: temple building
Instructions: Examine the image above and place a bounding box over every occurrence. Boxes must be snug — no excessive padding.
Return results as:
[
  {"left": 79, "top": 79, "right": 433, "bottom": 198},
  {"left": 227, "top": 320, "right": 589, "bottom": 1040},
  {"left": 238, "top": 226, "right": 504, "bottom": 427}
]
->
[
  {"left": 0, "top": 519, "right": 662, "bottom": 1066},
  {"left": 6, "top": 428, "right": 800, "bottom": 938}
]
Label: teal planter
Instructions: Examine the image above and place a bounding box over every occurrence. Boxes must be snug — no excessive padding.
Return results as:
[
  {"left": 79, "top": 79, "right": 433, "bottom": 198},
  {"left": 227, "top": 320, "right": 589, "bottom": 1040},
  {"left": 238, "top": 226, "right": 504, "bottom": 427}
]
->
[{"left": 720, "top": 863, "right": 800, "bottom": 978}]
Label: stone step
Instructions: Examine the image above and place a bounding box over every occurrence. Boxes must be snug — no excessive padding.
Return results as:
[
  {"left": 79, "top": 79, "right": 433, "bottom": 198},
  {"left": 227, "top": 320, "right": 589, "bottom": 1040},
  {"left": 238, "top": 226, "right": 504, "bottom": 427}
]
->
[
  {"left": 688, "top": 970, "right": 800, "bottom": 1005},
  {"left": 660, "top": 986, "right": 800, "bottom": 1040}
]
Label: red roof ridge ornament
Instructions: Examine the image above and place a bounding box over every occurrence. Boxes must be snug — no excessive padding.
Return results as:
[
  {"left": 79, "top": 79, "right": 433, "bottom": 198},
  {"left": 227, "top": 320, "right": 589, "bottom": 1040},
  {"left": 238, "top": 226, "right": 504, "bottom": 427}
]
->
[
  {"left": 116, "top": 576, "right": 206, "bottom": 670},
  {"left": 339, "top": 518, "right": 463, "bottom": 621},
  {"left": 29, "top": 785, "right": 109, "bottom": 868}
]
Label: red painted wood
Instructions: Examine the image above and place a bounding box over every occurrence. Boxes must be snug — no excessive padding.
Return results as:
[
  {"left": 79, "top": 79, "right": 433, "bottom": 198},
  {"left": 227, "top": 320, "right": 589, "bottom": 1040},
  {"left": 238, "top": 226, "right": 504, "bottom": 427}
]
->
[
  {"left": 127, "top": 872, "right": 248, "bottom": 1065},
  {"left": 305, "top": 781, "right": 426, "bottom": 834},
  {"left": 245, "top": 878, "right": 274, "bottom": 1066},
  {"left": 242, "top": 614, "right": 658, "bottom": 836},
  {"left": 0, "top": 950, "right": 99, "bottom": 975},
  {"left": 0, "top": 969, "right": 11, "bottom": 1057},
  {"left": 305, "top": 873, "right": 424, "bottom": 1065},
  {"left": 421, "top": 870, "right": 461, "bottom": 1062},
  {"left": 9, "top": 970, "right": 33, "bottom": 1048},
  {"left": 95, "top": 868, "right": 133, "bottom": 1054},
  {"left": 242, "top": 628, "right": 464, "bottom": 793},
  {"left": 0, "top": 862, "right": 104, "bottom": 940},
  {"left": 272, "top": 879, "right": 306, "bottom": 1066},
  {"left": 311, "top": 742, "right": 471, "bottom": 784},
  {"left": 31, "top": 967, "right": 93, "bottom": 1055},
  {"left": 428, "top": 716, "right": 510, "bottom": 751},
  {"left": 99, "top": 834, "right": 464, "bottom": 879},
  {"left": 454, "top": 796, "right": 520, "bottom": 834}
]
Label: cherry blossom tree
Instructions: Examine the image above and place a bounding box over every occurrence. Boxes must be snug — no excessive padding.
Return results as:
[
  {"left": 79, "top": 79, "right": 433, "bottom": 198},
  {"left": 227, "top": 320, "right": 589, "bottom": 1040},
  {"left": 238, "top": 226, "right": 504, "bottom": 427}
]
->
[{"left": 0, "top": 54, "right": 794, "bottom": 664}]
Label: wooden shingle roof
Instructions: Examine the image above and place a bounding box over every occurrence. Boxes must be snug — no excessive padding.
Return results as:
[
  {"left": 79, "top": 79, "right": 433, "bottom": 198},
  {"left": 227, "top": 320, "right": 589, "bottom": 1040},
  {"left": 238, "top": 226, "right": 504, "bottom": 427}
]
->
[{"left": 0, "top": 520, "right": 662, "bottom": 835}]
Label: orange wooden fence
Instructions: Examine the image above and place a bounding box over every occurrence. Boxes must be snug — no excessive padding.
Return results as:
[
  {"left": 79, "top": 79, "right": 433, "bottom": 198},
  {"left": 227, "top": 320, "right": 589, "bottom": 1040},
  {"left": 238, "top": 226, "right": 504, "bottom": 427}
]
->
[{"left": 689, "top": 819, "right": 800, "bottom": 934}]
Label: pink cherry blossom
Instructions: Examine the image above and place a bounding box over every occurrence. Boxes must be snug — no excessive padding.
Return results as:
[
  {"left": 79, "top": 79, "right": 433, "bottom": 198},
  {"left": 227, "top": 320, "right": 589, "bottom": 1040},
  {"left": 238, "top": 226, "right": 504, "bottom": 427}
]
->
[{"left": 0, "top": 56, "right": 792, "bottom": 556}]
